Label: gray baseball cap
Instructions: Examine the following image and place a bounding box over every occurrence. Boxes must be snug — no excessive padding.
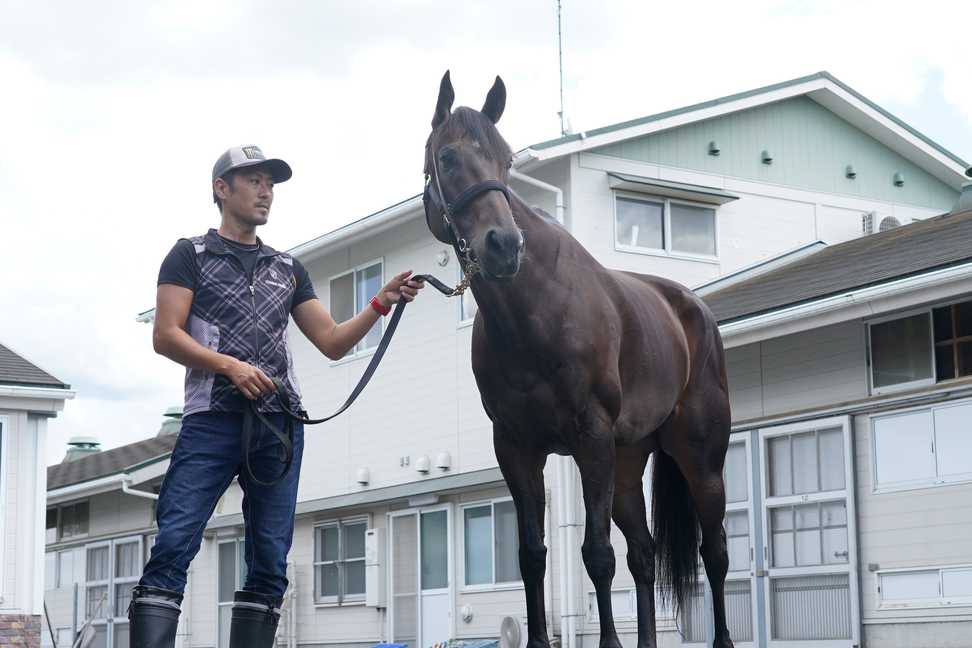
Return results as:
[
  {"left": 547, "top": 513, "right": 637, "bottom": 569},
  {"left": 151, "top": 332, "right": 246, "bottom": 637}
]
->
[{"left": 212, "top": 145, "right": 292, "bottom": 183}]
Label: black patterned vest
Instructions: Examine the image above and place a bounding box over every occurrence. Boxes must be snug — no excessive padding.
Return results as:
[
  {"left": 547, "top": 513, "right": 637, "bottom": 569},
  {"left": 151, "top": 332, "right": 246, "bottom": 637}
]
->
[{"left": 182, "top": 229, "right": 302, "bottom": 416}]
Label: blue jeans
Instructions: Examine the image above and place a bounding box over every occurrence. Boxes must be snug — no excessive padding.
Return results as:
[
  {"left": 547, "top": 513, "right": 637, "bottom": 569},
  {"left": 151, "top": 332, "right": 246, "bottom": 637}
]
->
[{"left": 140, "top": 411, "right": 304, "bottom": 599}]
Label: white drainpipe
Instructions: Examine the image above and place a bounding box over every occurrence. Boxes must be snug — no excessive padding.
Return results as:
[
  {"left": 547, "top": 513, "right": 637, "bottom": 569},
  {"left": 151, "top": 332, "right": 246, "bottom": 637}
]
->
[
  {"left": 544, "top": 487, "right": 554, "bottom": 636},
  {"left": 121, "top": 478, "right": 159, "bottom": 500},
  {"left": 510, "top": 170, "right": 565, "bottom": 225},
  {"left": 556, "top": 458, "right": 569, "bottom": 648},
  {"left": 565, "top": 459, "right": 578, "bottom": 648}
]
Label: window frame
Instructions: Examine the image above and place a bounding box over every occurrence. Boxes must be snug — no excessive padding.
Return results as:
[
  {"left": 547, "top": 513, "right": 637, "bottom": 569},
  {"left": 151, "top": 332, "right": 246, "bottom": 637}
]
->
[
  {"left": 612, "top": 191, "right": 719, "bottom": 262},
  {"left": 869, "top": 396, "right": 972, "bottom": 493},
  {"left": 932, "top": 302, "right": 972, "bottom": 381},
  {"left": 47, "top": 500, "right": 91, "bottom": 543},
  {"left": 866, "top": 307, "right": 937, "bottom": 395},
  {"left": 724, "top": 436, "right": 754, "bottom": 576},
  {"left": 877, "top": 564, "right": 972, "bottom": 610},
  {"left": 327, "top": 258, "right": 385, "bottom": 362},
  {"left": 459, "top": 497, "right": 523, "bottom": 592},
  {"left": 312, "top": 516, "right": 369, "bottom": 606}
]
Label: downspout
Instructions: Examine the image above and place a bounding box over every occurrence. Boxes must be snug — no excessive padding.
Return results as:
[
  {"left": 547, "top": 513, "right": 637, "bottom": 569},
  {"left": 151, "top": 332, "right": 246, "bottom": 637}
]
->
[
  {"left": 556, "top": 458, "right": 570, "bottom": 648},
  {"left": 510, "top": 170, "right": 565, "bottom": 225},
  {"left": 121, "top": 478, "right": 159, "bottom": 500},
  {"left": 544, "top": 487, "right": 553, "bottom": 638},
  {"left": 565, "top": 460, "right": 578, "bottom": 648}
]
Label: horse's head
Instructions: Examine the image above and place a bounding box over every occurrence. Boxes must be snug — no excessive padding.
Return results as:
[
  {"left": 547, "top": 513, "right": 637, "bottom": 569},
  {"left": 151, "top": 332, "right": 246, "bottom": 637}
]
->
[{"left": 424, "top": 71, "right": 524, "bottom": 280}]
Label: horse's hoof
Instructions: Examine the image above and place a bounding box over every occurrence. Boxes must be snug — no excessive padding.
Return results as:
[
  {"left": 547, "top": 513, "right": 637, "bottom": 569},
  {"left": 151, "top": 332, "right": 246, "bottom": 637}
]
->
[
  {"left": 713, "top": 638, "right": 735, "bottom": 648},
  {"left": 598, "top": 635, "right": 623, "bottom": 648}
]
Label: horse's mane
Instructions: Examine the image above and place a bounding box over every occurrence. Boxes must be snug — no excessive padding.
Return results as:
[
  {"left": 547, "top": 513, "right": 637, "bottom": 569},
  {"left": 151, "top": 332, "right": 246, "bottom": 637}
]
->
[{"left": 431, "top": 106, "right": 513, "bottom": 162}]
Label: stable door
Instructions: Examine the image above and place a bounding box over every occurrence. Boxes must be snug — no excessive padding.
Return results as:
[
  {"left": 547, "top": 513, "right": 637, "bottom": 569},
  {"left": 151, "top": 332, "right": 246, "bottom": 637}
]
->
[{"left": 390, "top": 507, "right": 453, "bottom": 648}]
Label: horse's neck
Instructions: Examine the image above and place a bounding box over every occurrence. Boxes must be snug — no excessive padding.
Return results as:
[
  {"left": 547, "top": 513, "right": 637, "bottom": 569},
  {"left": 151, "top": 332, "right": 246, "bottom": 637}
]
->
[{"left": 470, "top": 201, "right": 569, "bottom": 345}]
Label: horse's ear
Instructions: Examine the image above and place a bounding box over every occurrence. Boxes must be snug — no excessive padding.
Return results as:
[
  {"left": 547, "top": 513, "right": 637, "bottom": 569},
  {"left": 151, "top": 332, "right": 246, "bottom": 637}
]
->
[
  {"left": 481, "top": 75, "right": 506, "bottom": 124},
  {"left": 432, "top": 70, "right": 455, "bottom": 129}
]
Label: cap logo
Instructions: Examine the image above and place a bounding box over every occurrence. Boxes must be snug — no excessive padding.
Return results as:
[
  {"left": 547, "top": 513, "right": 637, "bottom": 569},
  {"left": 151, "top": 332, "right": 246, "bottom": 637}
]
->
[{"left": 241, "top": 146, "right": 265, "bottom": 160}]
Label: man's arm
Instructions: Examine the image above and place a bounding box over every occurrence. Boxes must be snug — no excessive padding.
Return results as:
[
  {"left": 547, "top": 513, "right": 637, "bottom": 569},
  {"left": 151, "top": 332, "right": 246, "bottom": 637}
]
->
[
  {"left": 153, "top": 284, "right": 276, "bottom": 400},
  {"left": 293, "top": 270, "right": 424, "bottom": 360}
]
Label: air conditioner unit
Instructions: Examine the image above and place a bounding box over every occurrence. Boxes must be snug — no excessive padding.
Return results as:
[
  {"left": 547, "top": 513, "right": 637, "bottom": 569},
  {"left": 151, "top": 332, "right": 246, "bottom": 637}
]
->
[
  {"left": 862, "top": 213, "right": 901, "bottom": 235},
  {"left": 878, "top": 215, "right": 902, "bottom": 232},
  {"left": 499, "top": 616, "right": 528, "bottom": 648},
  {"left": 861, "top": 211, "right": 875, "bottom": 234}
]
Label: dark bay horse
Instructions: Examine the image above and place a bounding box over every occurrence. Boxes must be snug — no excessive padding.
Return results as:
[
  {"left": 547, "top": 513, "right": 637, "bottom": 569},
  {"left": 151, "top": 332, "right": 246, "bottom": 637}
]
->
[{"left": 423, "top": 71, "right": 733, "bottom": 648}]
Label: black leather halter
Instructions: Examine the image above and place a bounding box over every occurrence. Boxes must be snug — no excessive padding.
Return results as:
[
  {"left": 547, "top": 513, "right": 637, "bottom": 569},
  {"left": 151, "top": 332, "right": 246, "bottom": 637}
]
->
[{"left": 423, "top": 147, "right": 512, "bottom": 261}]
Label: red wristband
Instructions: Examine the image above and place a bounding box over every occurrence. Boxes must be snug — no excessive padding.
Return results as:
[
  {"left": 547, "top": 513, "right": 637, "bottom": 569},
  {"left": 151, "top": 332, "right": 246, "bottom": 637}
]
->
[{"left": 370, "top": 295, "right": 391, "bottom": 316}]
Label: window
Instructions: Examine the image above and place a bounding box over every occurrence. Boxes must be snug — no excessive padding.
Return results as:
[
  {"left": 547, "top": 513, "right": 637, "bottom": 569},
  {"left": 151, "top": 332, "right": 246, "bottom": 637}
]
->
[
  {"left": 769, "top": 501, "right": 848, "bottom": 567},
  {"left": 313, "top": 519, "right": 367, "bottom": 604},
  {"left": 218, "top": 538, "right": 247, "bottom": 648},
  {"left": 870, "top": 312, "right": 933, "bottom": 390},
  {"left": 767, "top": 427, "right": 845, "bottom": 497},
  {"left": 84, "top": 536, "right": 141, "bottom": 636},
  {"left": 614, "top": 195, "right": 716, "bottom": 258},
  {"left": 869, "top": 299, "right": 972, "bottom": 392},
  {"left": 329, "top": 261, "right": 383, "bottom": 356},
  {"left": 46, "top": 547, "right": 85, "bottom": 590},
  {"left": 932, "top": 302, "right": 972, "bottom": 380},
  {"left": 47, "top": 501, "right": 90, "bottom": 543},
  {"left": 879, "top": 565, "right": 972, "bottom": 609},
  {"left": 462, "top": 499, "right": 520, "bottom": 587},
  {"left": 872, "top": 400, "right": 972, "bottom": 490},
  {"left": 723, "top": 440, "right": 751, "bottom": 573}
]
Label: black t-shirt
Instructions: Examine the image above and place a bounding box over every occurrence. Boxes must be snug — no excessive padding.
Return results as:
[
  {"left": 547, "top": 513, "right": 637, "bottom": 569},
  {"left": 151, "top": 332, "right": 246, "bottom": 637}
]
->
[{"left": 157, "top": 236, "right": 317, "bottom": 312}]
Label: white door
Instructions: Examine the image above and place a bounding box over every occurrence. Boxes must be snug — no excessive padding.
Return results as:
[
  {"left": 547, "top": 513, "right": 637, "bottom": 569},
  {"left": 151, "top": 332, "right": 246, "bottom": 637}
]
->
[
  {"left": 759, "top": 416, "right": 860, "bottom": 647},
  {"left": 390, "top": 506, "right": 453, "bottom": 648}
]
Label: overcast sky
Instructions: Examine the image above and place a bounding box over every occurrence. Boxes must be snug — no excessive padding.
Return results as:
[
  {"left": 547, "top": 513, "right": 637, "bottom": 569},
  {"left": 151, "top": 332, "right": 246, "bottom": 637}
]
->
[{"left": 2, "top": 0, "right": 970, "bottom": 465}]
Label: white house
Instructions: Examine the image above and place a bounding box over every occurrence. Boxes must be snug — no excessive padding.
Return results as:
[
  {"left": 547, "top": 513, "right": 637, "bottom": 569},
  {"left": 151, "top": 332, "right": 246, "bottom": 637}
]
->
[
  {"left": 1, "top": 342, "right": 73, "bottom": 646},
  {"left": 93, "top": 71, "right": 971, "bottom": 648}
]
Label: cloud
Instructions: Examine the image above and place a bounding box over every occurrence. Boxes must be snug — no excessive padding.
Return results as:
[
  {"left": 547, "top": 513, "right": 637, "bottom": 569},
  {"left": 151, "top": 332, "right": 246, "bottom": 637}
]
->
[{"left": 1, "top": 1, "right": 969, "bottom": 466}]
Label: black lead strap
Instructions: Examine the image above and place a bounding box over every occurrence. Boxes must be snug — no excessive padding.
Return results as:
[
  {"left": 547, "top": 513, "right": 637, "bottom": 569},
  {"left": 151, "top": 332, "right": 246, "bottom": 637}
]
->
[{"left": 241, "top": 273, "right": 459, "bottom": 487}]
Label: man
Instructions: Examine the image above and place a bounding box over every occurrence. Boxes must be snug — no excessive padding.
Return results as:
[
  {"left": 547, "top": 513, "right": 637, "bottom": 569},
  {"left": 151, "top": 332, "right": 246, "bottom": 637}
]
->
[{"left": 129, "top": 145, "right": 423, "bottom": 648}]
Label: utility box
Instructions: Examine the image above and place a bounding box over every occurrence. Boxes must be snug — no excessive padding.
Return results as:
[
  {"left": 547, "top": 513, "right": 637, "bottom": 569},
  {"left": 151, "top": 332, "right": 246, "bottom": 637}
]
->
[{"left": 365, "top": 527, "right": 387, "bottom": 607}]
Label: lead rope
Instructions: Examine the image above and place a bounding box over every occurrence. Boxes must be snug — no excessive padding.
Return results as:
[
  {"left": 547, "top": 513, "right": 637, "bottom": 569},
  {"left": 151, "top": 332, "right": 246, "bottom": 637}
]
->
[{"left": 241, "top": 271, "right": 467, "bottom": 487}]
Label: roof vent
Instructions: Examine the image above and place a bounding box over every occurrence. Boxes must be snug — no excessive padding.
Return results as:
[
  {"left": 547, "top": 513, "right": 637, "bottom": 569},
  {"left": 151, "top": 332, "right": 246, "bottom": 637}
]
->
[
  {"left": 158, "top": 406, "right": 183, "bottom": 437},
  {"left": 953, "top": 175, "right": 972, "bottom": 215},
  {"left": 63, "top": 436, "right": 101, "bottom": 463}
]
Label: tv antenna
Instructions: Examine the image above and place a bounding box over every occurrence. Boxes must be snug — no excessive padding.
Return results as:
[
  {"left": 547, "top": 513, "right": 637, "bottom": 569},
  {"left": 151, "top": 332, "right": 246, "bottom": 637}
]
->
[{"left": 557, "top": 0, "right": 571, "bottom": 135}]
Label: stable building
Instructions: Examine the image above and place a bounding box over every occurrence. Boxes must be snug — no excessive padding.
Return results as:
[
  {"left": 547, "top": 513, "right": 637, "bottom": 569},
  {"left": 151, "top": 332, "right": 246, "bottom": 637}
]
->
[{"left": 85, "top": 71, "right": 971, "bottom": 648}]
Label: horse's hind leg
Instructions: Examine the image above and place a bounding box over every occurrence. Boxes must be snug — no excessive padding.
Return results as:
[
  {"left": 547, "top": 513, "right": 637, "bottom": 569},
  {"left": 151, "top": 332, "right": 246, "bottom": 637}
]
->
[
  {"left": 612, "top": 444, "right": 657, "bottom": 648},
  {"left": 494, "top": 430, "right": 551, "bottom": 648},
  {"left": 668, "top": 396, "right": 734, "bottom": 648}
]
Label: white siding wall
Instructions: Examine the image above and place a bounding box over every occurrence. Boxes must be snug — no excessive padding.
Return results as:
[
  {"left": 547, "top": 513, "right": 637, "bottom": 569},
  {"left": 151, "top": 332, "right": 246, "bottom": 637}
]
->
[
  {"left": 726, "top": 321, "right": 869, "bottom": 422},
  {"left": 853, "top": 410, "right": 972, "bottom": 630},
  {"left": 567, "top": 153, "right": 942, "bottom": 287},
  {"left": 0, "top": 408, "right": 46, "bottom": 617}
]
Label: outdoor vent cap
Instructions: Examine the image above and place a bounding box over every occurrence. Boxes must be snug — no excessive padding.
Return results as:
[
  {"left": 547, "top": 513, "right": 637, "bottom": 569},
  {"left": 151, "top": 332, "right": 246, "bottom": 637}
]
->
[{"left": 67, "top": 435, "right": 99, "bottom": 447}]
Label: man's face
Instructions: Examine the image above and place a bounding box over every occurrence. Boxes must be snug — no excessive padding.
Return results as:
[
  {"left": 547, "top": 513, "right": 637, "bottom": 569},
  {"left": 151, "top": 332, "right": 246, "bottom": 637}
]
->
[{"left": 216, "top": 167, "right": 275, "bottom": 226}]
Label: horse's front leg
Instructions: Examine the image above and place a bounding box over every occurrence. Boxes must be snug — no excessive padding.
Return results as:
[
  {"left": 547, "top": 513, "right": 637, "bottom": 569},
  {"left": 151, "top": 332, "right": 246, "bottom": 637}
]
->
[
  {"left": 572, "top": 418, "right": 622, "bottom": 648},
  {"left": 495, "top": 428, "right": 551, "bottom": 648}
]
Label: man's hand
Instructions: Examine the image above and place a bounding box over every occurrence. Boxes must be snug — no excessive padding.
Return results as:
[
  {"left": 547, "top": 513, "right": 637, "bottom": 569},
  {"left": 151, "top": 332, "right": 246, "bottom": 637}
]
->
[
  {"left": 225, "top": 358, "right": 277, "bottom": 400},
  {"left": 377, "top": 270, "right": 425, "bottom": 308}
]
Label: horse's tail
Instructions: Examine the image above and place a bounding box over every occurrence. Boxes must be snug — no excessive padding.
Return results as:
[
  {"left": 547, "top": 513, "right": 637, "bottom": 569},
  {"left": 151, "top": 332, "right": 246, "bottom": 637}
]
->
[{"left": 651, "top": 449, "right": 699, "bottom": 618}]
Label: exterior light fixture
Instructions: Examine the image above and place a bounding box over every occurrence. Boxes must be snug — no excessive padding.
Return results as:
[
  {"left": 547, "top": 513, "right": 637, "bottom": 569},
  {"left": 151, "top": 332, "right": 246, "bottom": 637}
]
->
[
  {"left": 761, "top": 150, "right": 773, "bottom": 165},
  {"left": 708, "top": 140, "right": 721, "bottom": 156},
  {"left": 845, "top": 165, "right": 857, "bottom": 179},
  {"left": 893, "top": 172, "right": 905, "bottom": 187}
]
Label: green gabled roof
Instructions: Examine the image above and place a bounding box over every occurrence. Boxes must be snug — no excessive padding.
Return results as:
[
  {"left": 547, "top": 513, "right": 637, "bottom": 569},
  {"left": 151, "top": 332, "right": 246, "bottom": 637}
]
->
[{"left": 527, "top": 71, "right": 969, "bottom": 169}]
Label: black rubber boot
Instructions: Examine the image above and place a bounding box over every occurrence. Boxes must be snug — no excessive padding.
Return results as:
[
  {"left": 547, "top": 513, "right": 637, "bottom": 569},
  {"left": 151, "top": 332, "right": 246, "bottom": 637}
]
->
[
  {"left": 228, "top": 590, "right": 281, "bottom": 648},
  {"left": 128, "top": 585, "right": 182, "bottom": 648}
]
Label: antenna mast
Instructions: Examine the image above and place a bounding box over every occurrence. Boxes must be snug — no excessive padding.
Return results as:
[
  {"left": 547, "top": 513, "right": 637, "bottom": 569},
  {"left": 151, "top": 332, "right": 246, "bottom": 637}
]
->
[{"left": 557, "top": 0, "right": 569, "bottom": 135}]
